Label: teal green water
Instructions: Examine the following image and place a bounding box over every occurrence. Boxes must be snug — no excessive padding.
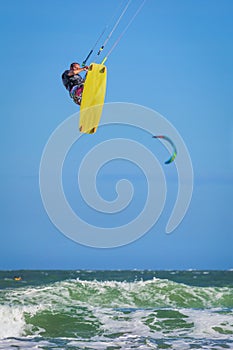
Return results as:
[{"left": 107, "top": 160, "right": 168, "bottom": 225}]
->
[{"left": 0, "top": 270, "right": 232, "bottom": 349}]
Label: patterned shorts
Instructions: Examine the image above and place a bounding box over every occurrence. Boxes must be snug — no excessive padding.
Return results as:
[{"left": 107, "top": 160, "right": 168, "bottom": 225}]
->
[{"left": 70, "top": 85, "right": 84, "bottom": 105}]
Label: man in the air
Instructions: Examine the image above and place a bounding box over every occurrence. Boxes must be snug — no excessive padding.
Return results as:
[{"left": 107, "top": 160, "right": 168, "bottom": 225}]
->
[{"left": 62, "top": 62, "right": 89, "bottom": 105}]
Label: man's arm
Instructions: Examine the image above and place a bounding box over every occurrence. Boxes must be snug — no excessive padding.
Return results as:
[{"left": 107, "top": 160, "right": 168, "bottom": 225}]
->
[{"left": 68, "top": 66, "right": 89, "bottom": 76}]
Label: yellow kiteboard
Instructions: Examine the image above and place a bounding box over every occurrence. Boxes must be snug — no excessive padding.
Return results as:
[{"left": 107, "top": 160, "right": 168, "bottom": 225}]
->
[{"left": 79, "top": 63, "right": 107, "bottom": 134}]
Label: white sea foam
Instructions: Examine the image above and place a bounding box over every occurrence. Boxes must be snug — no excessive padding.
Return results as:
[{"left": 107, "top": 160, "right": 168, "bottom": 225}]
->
[
  {"left": 0, "top": 305, "right": 26, "bottom": 338},
  {"left": 182, "top": 308, "right": 233, "bottom": 340}
]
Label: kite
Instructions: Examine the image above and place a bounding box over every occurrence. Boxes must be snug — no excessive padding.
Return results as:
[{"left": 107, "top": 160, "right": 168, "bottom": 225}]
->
[{"left": 153, "top": 135, "right": 177, "bottom": 164}]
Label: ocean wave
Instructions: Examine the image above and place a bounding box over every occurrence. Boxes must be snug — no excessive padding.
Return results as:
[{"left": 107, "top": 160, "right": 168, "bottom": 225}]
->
[
  {"left": 0, "top": 278, "right": 232, "bottom": 341},
  {"left": 1, "top": 277, "right": 233, "bottom": 310}
]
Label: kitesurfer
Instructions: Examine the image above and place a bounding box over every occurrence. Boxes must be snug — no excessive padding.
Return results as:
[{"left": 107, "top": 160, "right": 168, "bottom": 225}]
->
[{"left": 62, "top": 62, "right": 89, "bottom": 105}]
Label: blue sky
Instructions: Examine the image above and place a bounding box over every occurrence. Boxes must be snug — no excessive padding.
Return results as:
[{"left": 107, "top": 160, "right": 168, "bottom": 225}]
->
[{"left": 1, "top": 0, "right": 232, "bottom": 270}]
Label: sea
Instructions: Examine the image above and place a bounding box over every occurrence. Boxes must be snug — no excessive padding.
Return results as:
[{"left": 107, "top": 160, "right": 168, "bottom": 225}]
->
[{"left": 0, "top": 270, "right": 232, "bottom": 349}]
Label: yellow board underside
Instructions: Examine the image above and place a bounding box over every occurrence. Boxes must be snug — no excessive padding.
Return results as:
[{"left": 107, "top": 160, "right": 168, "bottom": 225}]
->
[{"left": 79, "top": 63, "right": 107, "bottom": 134}]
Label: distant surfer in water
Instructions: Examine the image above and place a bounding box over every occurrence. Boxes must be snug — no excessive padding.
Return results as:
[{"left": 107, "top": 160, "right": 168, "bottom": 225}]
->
[
  {"left": 62, "top": 62, "right": 89, "bottom": 105},
  {"left": 13, "top": 276, "right": 22, "bottom": 281}
]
